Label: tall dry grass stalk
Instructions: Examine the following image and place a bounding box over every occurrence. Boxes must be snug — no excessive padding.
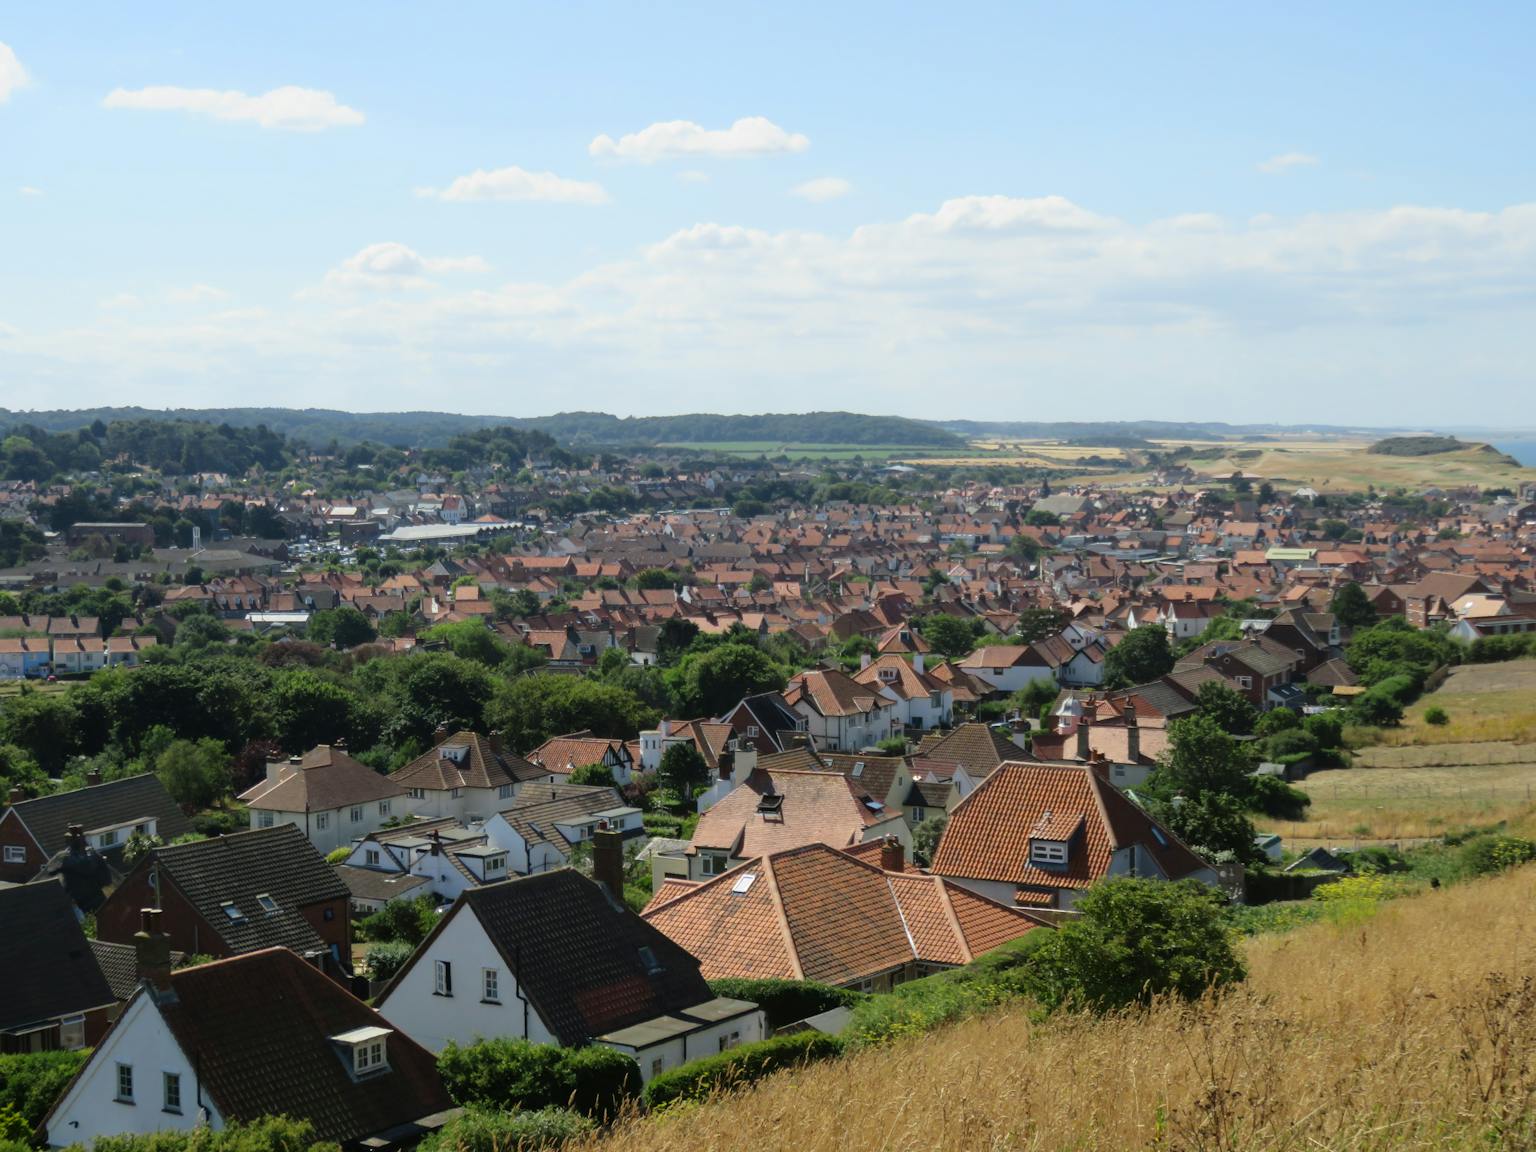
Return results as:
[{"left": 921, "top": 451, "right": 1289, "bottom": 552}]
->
[{"left": 579, "top": 867, "right": 1536, "bottom": 1152}]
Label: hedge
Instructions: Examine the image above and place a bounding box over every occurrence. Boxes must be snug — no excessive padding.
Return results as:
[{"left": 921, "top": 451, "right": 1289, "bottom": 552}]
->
[
  {"left": 705, "top": 978, "right": 866, "bottom": 1031},
  {"left": 83, "top": 1117, "right": 338, "bottom": 1152},
  {"left": 0, "top": 1050, "right": 89, "bottom": 1133},
  {"left": 416, "top": 1106, "right": 593, "bottom": 1152},
  {"left": 641, "top": 1033, "right": 843, "bottom": 1108},
  {"left": 437, "top": 1039, "right": 639, "bottom": 1120}
]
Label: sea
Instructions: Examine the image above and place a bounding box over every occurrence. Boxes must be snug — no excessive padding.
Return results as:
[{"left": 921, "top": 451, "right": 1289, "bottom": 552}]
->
[{"left": 1494, "top": 441, "right": 1536, "bottom": 468}]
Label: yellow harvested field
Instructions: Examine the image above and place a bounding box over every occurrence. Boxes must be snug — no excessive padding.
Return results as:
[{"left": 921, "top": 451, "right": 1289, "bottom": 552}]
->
[
  {"left": 1358, "top": 661, "right": 1536, "bottom": 748},
  {"left": 582, "top": 867, "right": 1536, "bottom": 1152}
]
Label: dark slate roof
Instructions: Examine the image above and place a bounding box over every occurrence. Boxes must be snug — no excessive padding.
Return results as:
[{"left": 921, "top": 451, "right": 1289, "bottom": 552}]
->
[
  {"left": 0, "top": 880, "right": 117, "bottom": 1030},
  {"left": 88, "top": 940, "right": 186, "bottom": 1002},
  {"left": 5, "top": 774, "right": 192, "bottom": 860},
  {"left": 333, "top": 865, "right": 431, "bottom": 904},
  {"left": 496, "top": 784, "right": 629, "bottom": 853},
  {"left": 150, "top": 825, "right": 348, "bottom": 954},
  {"left": 153, "top": 948, "right": 452, "bottom": 1144},
  {"left": 387, "top": 871, "right": 714, "bottom": 1047}
]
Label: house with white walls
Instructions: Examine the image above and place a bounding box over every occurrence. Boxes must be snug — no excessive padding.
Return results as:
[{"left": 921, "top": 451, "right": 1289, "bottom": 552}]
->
[{"left": 239, "top": 745, "right": 410, "bottom": 856}]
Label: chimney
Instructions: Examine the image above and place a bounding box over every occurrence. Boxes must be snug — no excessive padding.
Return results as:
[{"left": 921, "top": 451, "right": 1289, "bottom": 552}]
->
[
  {"left": 879, "top": 835, "right": 905, "bottom": 873},
  {"left": 334, "top": 738, "right": 347, "bottom": 751},
  {"left": 433, "top": 723, "right": 451, "bottom": 747},
  {"left": 66, "top": 824, "right": 87, "bottom": 853},
  {"left": 1124, "top": 700, "right": 1140, "bottom": 763},
  {"left": 488, "top": 730, "right": 503, "bottom": 753},
  {"left": 135, "top": 908, "right": 173, "bottom": 994},
  {"left": 912, "top": 652, "right": 925, "bottom": 675},
  {"left": 7, "top": 786, "right": 22, "bottom": 806},
  {"left": 85, "top": 770, "right": 103, "bottom": 787},
  {"left": 592, "top": 822, "right": 624, "bottom": 903},
  {"left": 1076, "top": 711, "right": 1092, "bottom": 762},
  {"left": 429, "top": 831, "right": 442, "bottom": 857},
  {"left": 860, "top": 653, "right": 872, "bottom": 671},
  {"left": 732, "top": 742, "right": 758, "bottom": 784}
]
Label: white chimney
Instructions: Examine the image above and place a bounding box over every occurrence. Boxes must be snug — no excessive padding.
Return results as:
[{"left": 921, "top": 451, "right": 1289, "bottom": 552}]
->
[
  {"left": 860, "top": 653, "right": 872, "bottom": 670},
  {"left": 733, "top": 744, "right": 758, "bottom": 784},
  {"left": 912, "top": 653, "right": 925, "bottom": 675}
]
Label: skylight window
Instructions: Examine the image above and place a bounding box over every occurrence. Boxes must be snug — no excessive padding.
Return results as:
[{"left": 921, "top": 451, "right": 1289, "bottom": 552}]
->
[
  {"left": 220, "top": 901, "right": 246, "bottom": 922},
  {"left": 256, "top": 894, "right": 278, "bottom": 913},
  {"left": 638, "top": 946, "right": 664, "bottom": 975},
  {"left": 851, "top": 762, "right": 865, "bottom": 778},
  {"left": 1151, "top": 826, "right": 1168, "bottom": 847},
  {"left": 731, "top": 873, "right": 757, "bottom": 895}
]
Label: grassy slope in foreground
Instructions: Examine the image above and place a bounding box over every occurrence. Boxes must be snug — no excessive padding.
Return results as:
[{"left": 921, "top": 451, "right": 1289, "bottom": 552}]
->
[{"left": 579, "top": 867, "right": 1536, "bottom": 1152}]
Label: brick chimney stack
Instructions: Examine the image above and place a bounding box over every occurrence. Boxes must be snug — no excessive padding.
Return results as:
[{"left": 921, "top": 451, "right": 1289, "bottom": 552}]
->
[
  {"left": 592, "top": 821, "right": 625, "bottom": 903},
  {"left": 86, "top": 770, "right": 103, "bottom": 787},
  {"left": 488, "top": 730, "right": 504, "bottom": 754},
  {"left": 135, "top": 908, "right": 174, "bottom": 994},
  {"left": 433, "top": 723, "right": 451, "bottom": 747},
  {"left": 7, "top": 785, "right": 22, "bottom": 806},
  {"left": 1076, "top": 710, "right": 1092, "bottom": 762},
  {"left": 879, "top": 835, "right": 905, "bottom": 873},
  {"left": 1124, "top": 699, "right": 1140, "bottom": 763}
]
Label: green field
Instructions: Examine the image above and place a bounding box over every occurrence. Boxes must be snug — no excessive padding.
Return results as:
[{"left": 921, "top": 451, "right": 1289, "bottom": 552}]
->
[{"left": 658, "top": 441, "right": 942, "bottom": 461}]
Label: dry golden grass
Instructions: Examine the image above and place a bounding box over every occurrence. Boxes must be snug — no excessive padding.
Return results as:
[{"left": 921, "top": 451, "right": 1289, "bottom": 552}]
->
[
  {"left": 1253, "top": 754, "right": 1536, "bottom": 843},
  {"left": 581, "top": 869, "right": 1536, "bottom": 1152},
  {"left": 1355, "top": 662, "right": 1536, "bottom": 749}
]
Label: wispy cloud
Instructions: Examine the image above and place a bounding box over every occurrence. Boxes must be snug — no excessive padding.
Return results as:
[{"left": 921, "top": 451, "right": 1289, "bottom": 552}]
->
[
  {"left": 18, "top": 185, "right": 43, "bottom": 197},
  {"left": 310, "top": 242, "right": 489, "bottom": 294},
  {"left": 790, "top": 176, "right": 852, "bottom": 203},
  {"left": 0, "top": 41, "right": 29, "bottom": 102},
  {"left": 416, "top": 165, "right": 609, "bottom": 204},
  {"left": 102, "top": 84, "right": 364, "bottom": 131},
  {"left": 1258, "top": 151, "right": 1320, "bottom": 174},
  {"left": 591, "top": 116, "right": 808, "bottom": 162}
]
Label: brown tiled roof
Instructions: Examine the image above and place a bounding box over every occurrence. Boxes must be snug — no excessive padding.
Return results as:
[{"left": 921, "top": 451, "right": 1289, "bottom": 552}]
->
[
  {"left": 786, "top": 668, "right": 888, "bottom": 718},
  {"left": 0, "top": 880, "right": 117, "bottom": 1031},
  {"left": 240, "top": 745, "right": 406, "bottom": 812},
  {"left": 644, "top": 844, "right": 1043, "bottom": 986},
  {"left": 689, "top": 769, "right": 898, "bottom": 859},
  {"left": 390, "top": 731, "right": 546, "bottom": 791},
  {"left": 152, "top": 948, "right": 451, "bottom": 1144},
  {"left": 526, "top": 732, "right": 629, "bottom": 771},
  {"left": 931, "top": 762, "right": 1209, "bottom": 891},
  {"left": 915, "top": 723, "right": 1024, "bottom": 777}
]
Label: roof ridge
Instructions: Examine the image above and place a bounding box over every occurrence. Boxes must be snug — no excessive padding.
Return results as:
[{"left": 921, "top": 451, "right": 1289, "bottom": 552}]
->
[
  {"left": 884, "top": 873, "right": 921, "bottom": 962},
  {"left": 930, "top": 874, "right": 973, "bottom": 964},
  {"left": 760, "top": 854, "right": 804, "bottom": 981}
]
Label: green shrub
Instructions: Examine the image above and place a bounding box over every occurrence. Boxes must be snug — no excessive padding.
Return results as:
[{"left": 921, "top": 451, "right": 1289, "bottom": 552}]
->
[
  {"left": 324, "top": 846, "right": 351, "bottom": 864},
  {"left": 1348, "top": 846, "right": 1408, "bottom": 874},
  {"left": 437, "top": 1038, "right": 640, "bottom": 1119},
  {"left": 1261, "top": 728, "right": 1316, "bottom": 760},
  {"left": 0, "top": 1050, "right": 89, "bottom": 1133},
  {"left": 1460, "top": 835, "right": 1536, "bottom": 877},
  {"left": 87, "top": 1116, "right": 339, "bottom": 1152},
  {"left": 1020, "top": 878, "right": 1246, "bottom": 1014},
  {"left": 1247, "top": 773, "right": 1311, "bottom": 820},
  {"left": 1423, "top": 705, "right": 1449, "bottom": 726},
  {"left": 417, "top": 1106, "right": 593, "bottom": 1152},
  {"left": 361, "top": 940, "right": 414, "bottom": 983},
  {"left": 359, "top": 894, "right": 438, "bottom": 946},
  {"left": 642, "top": 1033, "right": 842, "bottom": 1109},
  {"left": 974, "top": 701, "right": 1007, "bottom": 722},
  {"left": 705, "top": 978, "right": 865, "bottom": 1031}
]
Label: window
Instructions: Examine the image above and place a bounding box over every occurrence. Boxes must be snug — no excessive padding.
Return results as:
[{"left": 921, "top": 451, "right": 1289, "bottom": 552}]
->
[
  {"left": 482, "top": 968, "right": 500, "bottom": 1003},
  {"left": 379, "top": 801, "right": 391, "bottom": 816},
  {"left": 409, "top": 788, "right": 426, "bottom": 801},
  {"left": 354, "top": 1041, "right": 387, "bottom": 1074},
  {"left": 486, "top": 855, "right": 505, "bottom": 874},
  {"left": 700, "top": 853, "right": 727, "bottom": 877},
  {"left": 911, "top": 806, "right": 926, "bottom": 824},
  {"left": 434, "top": 960, "right": 453, "bottom": 996},
  {"left": 316, "top": 813, "right": 330, "bottom": 831},
  {"left": 746, "top": 725, "right": 759, "bottom": 737},
  {"left": 135, "top": 823, "right": 150, "bottom": 836},
  {"left": 115, "top": 1063, "right": 134, "bottom": 1103},
  {"left": 59, "top": 1015, "right": 85, "bottom": 1050},
  {"left": 498, "top": 784, "right": 512, "bottom": 800},
  {"left": 1235, "top": 676, "right": 1253, "bottom": 689},
  {"left": 650, "top": 1058, "right": 664, "bottom": 1080},
  {"left": 163, "top": 1072, "right": 181, "bottom": 1114},
  {"left": 99, "top": 828, "right": 119, "bottom": 847},
  {"left": 450, "top": 788, "right": 462, "bottom": 799},
  {"left": 256, "top": 894, "right": 278, "bottom": 914},
  {"left": 718, "top": 1031, "right": 741, "bottom": 1053},
  {"left": 365, "top": 849, "right": 380, "bottom": 866},
  {"left": 350, "top": 806, "right": 363, "bottom": 823},
  {"left": 220, "top": 901, "right": 246, "bottom": 922},
  {"left": 1030, "top": 840, "right": 1068, "bottom": 865},
  {"left": 3, "top": 845, "right": 25, "bottom": 864},
  {"left": 256, "top": 811, "right": 275, "bottom": 828}
]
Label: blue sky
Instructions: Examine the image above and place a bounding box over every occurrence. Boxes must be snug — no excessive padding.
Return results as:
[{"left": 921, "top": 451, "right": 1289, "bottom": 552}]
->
[{"left": 2, "top": 2, "right": 1534, "bottom": 423}]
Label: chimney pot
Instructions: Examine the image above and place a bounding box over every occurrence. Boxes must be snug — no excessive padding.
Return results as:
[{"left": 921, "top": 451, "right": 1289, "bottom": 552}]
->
[
  {"left": 134, "top": 907, "right": 173, "bottom": 992},
  {"left": 879, "top": 835, "right": 905, "bottom": 873},
  {"left": 85, "top": 770, "right": 103, "bottom": 787}
]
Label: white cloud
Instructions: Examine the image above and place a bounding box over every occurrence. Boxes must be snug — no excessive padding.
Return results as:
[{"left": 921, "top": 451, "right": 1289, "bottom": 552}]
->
[
  {"left": 102, "top": 84, "right": 364, "bottom": 131},
  {"left": 0, "top": 41, "right": 27, "bottom": 103},
  {"left": 1258, "top": 152, "right": 1321, "bottom": 174},
  {"left": 791, "top": 177, "right": 852, "bottom": 203},
  {"left": 18, "top": 185, "right": 43, "bottom": 197},
  {"left": 168, "top": 284, "right": 230, "bottom": 304},
  {"left": 417, "top": 165, "right": 609, "bottom": 204},
  {"left": 12, "top": 196, "right": 1536, "bottom": 421},
  {"left": 312, "top": 242, "right": 490, "bottom": 294},
  {"left": 676, "top": 170, "right": 711, "bottom": 184},
  {"left": 590, "top": 116, "right": 808, "bottom": 162}
]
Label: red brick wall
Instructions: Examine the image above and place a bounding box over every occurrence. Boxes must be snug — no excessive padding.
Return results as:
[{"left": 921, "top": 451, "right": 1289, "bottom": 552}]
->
[
  {"left": 0, "top": 813, "right": 43, "bottom": 883},
  {"left": 97, "top": 866, "right": 232, "bottom": 959},
  {"left": 298, "top": 896, "right": 351, "bottom": 958}
]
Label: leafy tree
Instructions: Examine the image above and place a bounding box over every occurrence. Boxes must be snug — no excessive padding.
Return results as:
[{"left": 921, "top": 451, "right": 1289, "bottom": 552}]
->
[
  {"left": 1024, "top": 508, "right": 1060, "bottom": 527},
  {"left": 911, "top": 812, "right": 948, "bottom": 867},
  {"left": 658, "top": 741, "right": 709, "bottom": 799},
  {"left": 567, "top": 762, "right": 617, "bottom": 787},
  {"left": 1329, "top": 581, "right": 1377, "bottom": 628},
  {"left": 307, "top": 606, "right": 377, "bottom": 649},
  {"left": 1193, "top": 681, "right": 1257, "bottom": 736},
  {"left": 919, "top": 614, "right": 981, "bottom": 659},
  {"left": 436, "top": 1037, "right": 639, "bottom": 1120},
  {"left": 359, "top": 894, "right": 438, "bottom": 946},
  {"left": 122, "top": 832, "right": 164, "bottom": 869},
  {"left": 1103, "top": 625, "right": 1175, "bottom": 688},
  {"left": 668, "top": 643, "right": 786, "bottom": 718},
  {"left": 633, "top": 568, "right": 679, "bottom": 591},
  {"left": 0, "top": 1050, "right": 89, "bottom": 1133},
  {"left": 154, "top": 737, "right": 230, "bottom": 810},
  {"left": 0, "top": 691, "right": 82, "bottom": 775},
  {"left": 1351, "top": 689, "right": 1404, "bottom": 727},
  {"left": 1148, "top": 791, "right": 1260, "bottom": 862},
  {"left": 1253, "top": 707, "right": 1300, "bottom": 739},
  {"left": 420, "top": 620, "right": 513, "bottom": 668},
  {"left": 486, "top": 675, "right": 658, "bottom": 752},
  {"left": 1015, "top": 606, "right": 1067, "bottom": 642},
  {"left": 655, "top": 617, "right": 700, "bottom": 665},
  {"left": 1022, "top": 878, "right": 1246, "bottom": 1012},
  {"left": 268, "top": 668, "right": 361, "bottom": 752},
  {"left": 1150, "top": 714, "right": 1255, "bottom": 798}
]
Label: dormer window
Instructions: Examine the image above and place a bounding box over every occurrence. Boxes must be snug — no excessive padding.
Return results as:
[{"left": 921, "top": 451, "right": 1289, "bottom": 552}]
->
[
  {"left": 1030, "top": 840, "right": 1068, "bottom": 865},
  {"left": 332, "top": 1025, "right": 392, "bottom": 1077}
]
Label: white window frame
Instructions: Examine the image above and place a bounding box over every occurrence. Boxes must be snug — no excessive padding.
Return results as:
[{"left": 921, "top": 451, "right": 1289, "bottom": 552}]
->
[
  {"left": 3, "top": 845, "right": 25, "bottom": 864},
  {"left": 1030, "top": 840, "right": 1068, "bottom": 865},
  {"left": 409, "top": 788, "right": 426, "bottom": 800},
  {"left": 316, "top": 813, "right": 329, "bottom": 831},
  {"left": 350, "top": 806, "right": 364, "bottom": 823},
  {"left": 163, "top": 1071, "right": 181, "bottom": 1114},
  {"left": 115, "top": 1062, "right": 134, "bottom": 1103},
  {"left": 700, "top": 853, "right": 727, "bottom": 877},
  {"left": 434, "top": 960, "right": 453, "bottom": 996},
  {"left": 482, "top": 967, "right": 500, "bottom": 1003},
  {"left": 498, "top": 784, "right": 512, "bottom": 800},
  {"left": 365, "top": 848, "right": 380, "bottom": 866},
  {"left": 353, "top": 1040, "right": 387, "bottom": 1075},
  {"left": 379, "top": 801, "right": 391, "bottom": 816},
  {"left": 1235, "top": 676, "right": 1253, "bottom": 689},
  {"left": 256, "top": 811, "right": 275, "bottom": 828}
]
